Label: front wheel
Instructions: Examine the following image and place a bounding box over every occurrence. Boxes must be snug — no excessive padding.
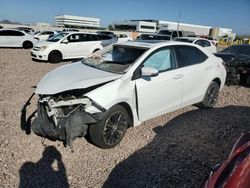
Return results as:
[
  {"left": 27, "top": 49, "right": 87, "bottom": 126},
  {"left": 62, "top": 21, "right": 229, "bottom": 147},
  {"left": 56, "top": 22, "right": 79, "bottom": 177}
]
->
[
  {"left": 48, "top": 51, "right": 62, "bottom": 63},
  {"left": 89, "top": 105, "right": 129, "bottom": 149},
  {"left": 196, "top": 81, "right": 220, "bottom": 109}
]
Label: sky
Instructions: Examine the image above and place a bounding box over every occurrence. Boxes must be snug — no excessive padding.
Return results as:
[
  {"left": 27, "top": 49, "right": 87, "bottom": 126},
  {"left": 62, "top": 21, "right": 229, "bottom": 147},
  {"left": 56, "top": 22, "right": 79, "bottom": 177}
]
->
[{"left": 0, "top": 0, "right": 249, "bottom": 35}]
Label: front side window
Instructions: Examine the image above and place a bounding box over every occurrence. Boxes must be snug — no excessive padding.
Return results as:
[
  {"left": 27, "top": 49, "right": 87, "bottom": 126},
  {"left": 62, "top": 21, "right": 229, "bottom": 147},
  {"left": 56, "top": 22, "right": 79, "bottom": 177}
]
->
[
  {"left": 67, "top": 34, "right": 81, "bottom": 42},
  {"left": 47, "top": 33, "right": 68, "bottom": 42},
  {"left": 176, "top": 46, "right": 208, "bottom": 67},
  {"left": 143, "top": 48, "right": 175, "bottom": 72}
]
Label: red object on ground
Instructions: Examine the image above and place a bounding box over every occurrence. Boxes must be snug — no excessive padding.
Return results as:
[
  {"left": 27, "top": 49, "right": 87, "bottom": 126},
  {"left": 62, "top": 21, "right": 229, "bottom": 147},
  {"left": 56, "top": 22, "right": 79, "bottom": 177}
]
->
[{"left": 204, "top": 133, "right": 250, "bottom": 188}]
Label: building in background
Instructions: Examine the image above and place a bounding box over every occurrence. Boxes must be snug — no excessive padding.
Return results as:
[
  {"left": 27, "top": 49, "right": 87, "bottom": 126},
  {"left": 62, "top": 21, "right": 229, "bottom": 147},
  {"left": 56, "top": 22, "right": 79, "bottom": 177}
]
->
[
  {"left": 112, "top": 20, "right": 156, "bottom": 33},
  {"left": 112, "top": 19, "right": 236, "bottom": 40},
  {"left": 54, "top": 14, "right": 100, "bottom": 29}
]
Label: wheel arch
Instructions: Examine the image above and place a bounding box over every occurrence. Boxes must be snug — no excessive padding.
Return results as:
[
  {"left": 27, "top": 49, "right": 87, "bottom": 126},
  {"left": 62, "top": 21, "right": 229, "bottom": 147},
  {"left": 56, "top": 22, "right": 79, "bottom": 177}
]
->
[
  {"left": 22, "top": 40, "right": 33, "bottom": 48},
  {"left": 212, "top": 77, "right": 221, "bottom": 87},
  {"left": 49, "top": 49, "right": 64, "bottom": 59},
  {"left": 49, "top": 49, "right": 63, "bottom": 56},
  {"left": 116, "top": 102, "right": 134, "bottom": 128},
  {"left": 93, "top": 48, "right": 101, "bottom": 53}
]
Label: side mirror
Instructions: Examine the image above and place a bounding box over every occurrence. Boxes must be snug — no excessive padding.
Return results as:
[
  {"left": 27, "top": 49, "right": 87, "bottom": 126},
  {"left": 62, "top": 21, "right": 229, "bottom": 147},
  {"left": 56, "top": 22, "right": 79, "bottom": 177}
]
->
[
  {"left": 141, "top": 67, "right": 159, "bottom": 77},
  {"left": 62, "top": 39, "right": 68, "bottom": 44}
]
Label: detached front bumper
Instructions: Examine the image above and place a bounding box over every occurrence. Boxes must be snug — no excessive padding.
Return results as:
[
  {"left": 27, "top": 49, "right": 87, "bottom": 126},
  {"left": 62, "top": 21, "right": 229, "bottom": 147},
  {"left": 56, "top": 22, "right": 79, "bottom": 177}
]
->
[
  {"left": 21, "top": 93, "right": 105, "bottom": 147},
  {"left": 30, "top": 49, "right": 48, "bottom": 61}
]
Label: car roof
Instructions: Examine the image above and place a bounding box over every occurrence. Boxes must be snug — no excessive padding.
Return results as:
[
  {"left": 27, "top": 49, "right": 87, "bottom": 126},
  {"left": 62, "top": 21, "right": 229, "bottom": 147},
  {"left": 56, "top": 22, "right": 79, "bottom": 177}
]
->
[
  {"left": 115, "top": 40, "right": 199, "bottom": 49},
  {"left": 0, "top": 28, "right": 26, "bottom": 33},
  {"left": 176, "top": 37, "right": 211, "bottom": 42}
]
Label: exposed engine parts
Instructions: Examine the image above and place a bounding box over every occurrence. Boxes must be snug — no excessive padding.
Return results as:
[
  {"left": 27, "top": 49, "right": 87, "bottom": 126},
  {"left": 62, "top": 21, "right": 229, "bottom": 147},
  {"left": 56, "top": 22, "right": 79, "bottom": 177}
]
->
[{"left": 21, "top": 93, "right": 105, "bottom": 149}]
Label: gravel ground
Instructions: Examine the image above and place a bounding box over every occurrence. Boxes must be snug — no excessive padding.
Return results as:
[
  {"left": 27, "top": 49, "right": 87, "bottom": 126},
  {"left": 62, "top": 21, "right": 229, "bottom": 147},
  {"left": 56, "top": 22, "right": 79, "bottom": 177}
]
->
[{"left": 0, "top": 48, "right": 249, "bottom": 188}]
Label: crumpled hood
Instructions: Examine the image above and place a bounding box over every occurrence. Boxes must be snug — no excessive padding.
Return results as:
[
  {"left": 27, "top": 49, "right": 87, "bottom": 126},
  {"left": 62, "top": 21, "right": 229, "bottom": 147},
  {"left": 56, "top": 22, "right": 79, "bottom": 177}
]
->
[{"left": 35, "top": 62, "right": 122, "bottom": 95}]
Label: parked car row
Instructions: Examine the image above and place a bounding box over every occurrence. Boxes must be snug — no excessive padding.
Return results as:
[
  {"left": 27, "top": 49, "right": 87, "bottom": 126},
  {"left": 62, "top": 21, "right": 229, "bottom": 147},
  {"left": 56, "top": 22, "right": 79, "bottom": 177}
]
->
[{"left": 0, "top": 26, "right": 249, "bottom": 87}]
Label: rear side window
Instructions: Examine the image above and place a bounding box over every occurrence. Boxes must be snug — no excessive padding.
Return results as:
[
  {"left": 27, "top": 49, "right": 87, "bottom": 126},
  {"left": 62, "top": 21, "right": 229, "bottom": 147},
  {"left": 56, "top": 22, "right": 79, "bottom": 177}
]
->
[
  {"left": 80, "top": 34, "right": 100, "bottom": 41},
  {"left": 175, "top": 46, "right": 208, "bottom": 67},
  {"left": 0, "top": 30, "right": 8, "bottom": 36},
  {"left": 195, "top": 40, "right": 211, "bottom": 47},
  {"left": 0, "top": 30, "right": 24, "bottom": 36},
  {"left": 97, "top": 35, "right": 112, "bottom": 40}
]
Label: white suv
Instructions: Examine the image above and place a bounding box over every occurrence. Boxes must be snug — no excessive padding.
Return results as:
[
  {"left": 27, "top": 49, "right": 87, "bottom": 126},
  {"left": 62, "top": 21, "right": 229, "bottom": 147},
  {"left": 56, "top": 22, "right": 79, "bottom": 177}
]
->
[
  {"left": 22, "top": 41, "right": 226, "bottom": 148},
  {"left": 31, "top": 32, "right": 116, "bottom": 63}
]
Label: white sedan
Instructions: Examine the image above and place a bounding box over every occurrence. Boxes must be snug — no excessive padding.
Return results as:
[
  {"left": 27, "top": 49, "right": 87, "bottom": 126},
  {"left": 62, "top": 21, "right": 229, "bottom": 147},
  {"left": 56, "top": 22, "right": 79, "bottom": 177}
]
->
[
  {"left": 175, "top": 37, "right": 217, "bottom": 53},
  {"left": 22, "top": 41, "right": 226, "bottom": 148},
  {"left": 0, "top": 29, "right": 37, "bottom": 48},
  {"left": 34, "top": 30, "right": 58, "bottom": 41}
]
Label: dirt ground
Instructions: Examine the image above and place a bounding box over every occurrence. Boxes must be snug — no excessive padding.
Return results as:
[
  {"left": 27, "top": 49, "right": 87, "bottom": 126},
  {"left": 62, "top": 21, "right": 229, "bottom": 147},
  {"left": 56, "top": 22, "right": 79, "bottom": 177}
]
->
[{"left": 0, "top": 48, "right": 250, "bottom": 188}]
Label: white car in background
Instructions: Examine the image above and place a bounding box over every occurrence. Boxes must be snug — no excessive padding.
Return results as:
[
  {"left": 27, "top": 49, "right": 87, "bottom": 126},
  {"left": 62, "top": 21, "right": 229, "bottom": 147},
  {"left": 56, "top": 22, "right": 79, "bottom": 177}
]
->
[
  {"left": 117, "top": 34, "right": 132, "bottom": 43},
  {"left": 34, "top": 30, "right": 58, "bottom": 41},
  {"left": 0, "top": 29, "right": 37, "bottom": 48},
  {"left": 23, "top": 41, "right": 226, "bottom": 149},
  {"left": 31, "top": 32, "right": 117, "bottom": 63},
  {"left": 175, "top": 37, "right": 217, "bottom": 53}
]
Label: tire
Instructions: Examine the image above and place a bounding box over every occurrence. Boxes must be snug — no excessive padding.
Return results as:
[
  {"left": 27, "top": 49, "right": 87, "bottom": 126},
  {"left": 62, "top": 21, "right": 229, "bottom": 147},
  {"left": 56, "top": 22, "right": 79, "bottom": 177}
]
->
[
  {"left": 196, "top": 81, "right": 220, "bottom": 109},
  {"left": 22, "top": 41, "right": 33, "bottom": 49},
  {"left": 48, "top": 50, "right": 62, "bottom": 63},
  {"left": 246, "top": 75, "right": 250, "bottom": 86},
  {"left": 89, "top": 105, "right": 129, "bottom": 149}
]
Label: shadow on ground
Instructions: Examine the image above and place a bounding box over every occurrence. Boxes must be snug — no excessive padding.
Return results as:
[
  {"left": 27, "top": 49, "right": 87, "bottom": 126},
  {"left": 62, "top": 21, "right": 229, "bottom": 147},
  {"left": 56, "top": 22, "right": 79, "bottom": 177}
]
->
[
  {"left": 19, "top": 146, "right": 69, "bottom": 188},
  {"left": 31, "top": 58, "right": 82, "bottom": 64},
  {"left": 103, "top": 105, "right": 250, "bottom": 188}
]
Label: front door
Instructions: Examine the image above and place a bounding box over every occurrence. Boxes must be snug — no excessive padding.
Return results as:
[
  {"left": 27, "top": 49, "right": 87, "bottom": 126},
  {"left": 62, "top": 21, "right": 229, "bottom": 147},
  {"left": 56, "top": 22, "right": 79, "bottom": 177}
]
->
[{"left": 135, "top": 47, "right": 183, "bottom": 121}]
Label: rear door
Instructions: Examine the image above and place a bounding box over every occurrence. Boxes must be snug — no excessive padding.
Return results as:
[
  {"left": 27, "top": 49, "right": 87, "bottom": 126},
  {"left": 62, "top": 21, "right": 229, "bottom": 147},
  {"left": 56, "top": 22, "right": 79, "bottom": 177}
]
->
[
  {"left": 80, "top": 34, "right": 101, "bottom": 55},
  {"left": 9, "top": 30, "right": 25, "bottom": 47},
  {"left": 0, "top": 30, "right": 9, "bottom": 47},
  {"left": 175, "top": 45, "right": 211, "bottom": 106}
]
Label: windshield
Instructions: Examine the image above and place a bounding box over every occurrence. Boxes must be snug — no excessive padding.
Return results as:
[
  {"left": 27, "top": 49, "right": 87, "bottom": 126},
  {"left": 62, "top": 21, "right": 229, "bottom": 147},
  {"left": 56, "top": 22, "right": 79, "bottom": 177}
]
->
[
  {"left": 47, "top": 33, "right": 68, "bottom": 42},
  {"left": 81, "top": 45, "right": 148, "bottom": 74}
]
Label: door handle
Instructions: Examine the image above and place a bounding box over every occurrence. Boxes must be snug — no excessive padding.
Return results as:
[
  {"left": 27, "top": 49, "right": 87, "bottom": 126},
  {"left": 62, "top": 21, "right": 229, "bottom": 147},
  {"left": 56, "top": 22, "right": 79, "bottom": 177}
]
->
[{"left": 173, "top": 75, "right": 183, "bottom": 79}]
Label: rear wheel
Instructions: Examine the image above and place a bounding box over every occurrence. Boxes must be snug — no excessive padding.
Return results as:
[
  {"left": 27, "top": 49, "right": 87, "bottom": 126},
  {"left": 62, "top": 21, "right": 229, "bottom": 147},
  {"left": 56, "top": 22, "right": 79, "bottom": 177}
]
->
[
  {"left": 22, "top": 41, "right": 33, "bottom": 49},
  {"left": 246, "top": 75, "right": 250, "bottom": 86},
  {"left": 48, "top": 51, "right": 62, "bottom": 63},
  {"left": 89, "top": 105, "right": 129, "bottom": 148},
  {"left": 196, "top": 81, "right": 220, "bottom": 109}
]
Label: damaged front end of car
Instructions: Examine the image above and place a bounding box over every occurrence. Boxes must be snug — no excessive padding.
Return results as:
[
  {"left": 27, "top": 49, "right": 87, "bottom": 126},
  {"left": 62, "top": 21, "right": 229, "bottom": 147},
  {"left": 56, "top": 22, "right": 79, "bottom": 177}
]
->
[{"left": 21, "top": 89, "right": 106, "bottom": 149}]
